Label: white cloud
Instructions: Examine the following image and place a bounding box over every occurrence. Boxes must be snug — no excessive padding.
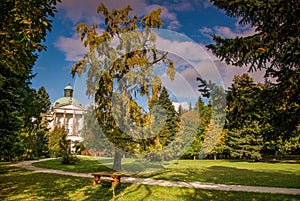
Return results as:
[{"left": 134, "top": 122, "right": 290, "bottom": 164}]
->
[
  {"left": 54, "top": 34, "right": 87, "bottom": 62},
  {"left": 57, "top": 0, "right": 102, "bottom": 24},
  {"left": 213, "top": 25, "right": 256, "bottom": 38},
  {"left": 57, "top": 0, "right": 182, "bottom": 39},
  {"left": 160, "top": 0, "right": 212, "bottom": 11},
  {"left": 167, "top": 20, "right": 181, "bottom": 30},
  {"left": 58, "top": 0, "right": 148, "bottom": 24},
  {"left": 199, "top": 20, "right": 257, "bottom": 39},
  {"left": 156, "top": 33, "right": 210, "bottom": 62},
  {"left": 172, "top": 102, "right": 190, "bottom": 111},
  {"left": 203, "top": 49, "right": 265, "bottom": 88}
]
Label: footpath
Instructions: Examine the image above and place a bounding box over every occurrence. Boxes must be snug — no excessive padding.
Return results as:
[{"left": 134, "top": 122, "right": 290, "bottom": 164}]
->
[{"left": 8, "top": 158, "right": 300, "bottom": 196}]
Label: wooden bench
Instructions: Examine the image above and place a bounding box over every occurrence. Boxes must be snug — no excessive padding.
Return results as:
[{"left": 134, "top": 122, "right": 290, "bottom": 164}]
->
[{"left": 92, "top": 173, "right": 122, "bottom": 187}]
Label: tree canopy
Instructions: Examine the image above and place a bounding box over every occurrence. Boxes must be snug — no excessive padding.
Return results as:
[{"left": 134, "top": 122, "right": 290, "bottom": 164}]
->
[
  {"left": 0, "top": 0, "right": 60, "bottom": 161},
  {"left": 208, "top": 0, "right": 299, "bottom": 75},
  {"left": 207, "top": 0, "right": 299, "bottom": 158},
  {"left": 72, "top": 3, "right": 176, "bottom": 171}
]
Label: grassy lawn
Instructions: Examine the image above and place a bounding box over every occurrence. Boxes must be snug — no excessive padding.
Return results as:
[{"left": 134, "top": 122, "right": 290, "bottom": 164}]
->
[
  {"left": 33, "top": 156, "right": 300, "bottom": 188},
  {"left": 0, "top": 166, "right": 299, "bottom": 201}
]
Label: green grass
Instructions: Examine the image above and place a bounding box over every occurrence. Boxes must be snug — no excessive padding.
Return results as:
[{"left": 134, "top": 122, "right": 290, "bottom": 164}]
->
[
  {"left": 0, "top": 166, "right": 299, "bottom": 201},
  {"left": 33, "top": 156, "right": 114, "bottom": 173},
  {"left": 33, "top": 156, "right": 300, "bottom": 188}
]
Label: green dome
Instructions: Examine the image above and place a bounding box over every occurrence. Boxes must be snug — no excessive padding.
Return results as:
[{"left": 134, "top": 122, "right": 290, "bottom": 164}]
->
[
  {"left": 53, "top": 97, "right": 81, "bottom": 107},
  {"left": 64, "top": 85, "right": 73, "bottom": 90}
]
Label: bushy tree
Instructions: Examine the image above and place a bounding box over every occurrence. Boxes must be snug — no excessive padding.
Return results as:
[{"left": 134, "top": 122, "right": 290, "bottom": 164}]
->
[
  {"left": 48, "top": 126, "right": 68, "bottom": 158},
  {"left": 0, "top": 0, "right": 60, "bottom": 161}
]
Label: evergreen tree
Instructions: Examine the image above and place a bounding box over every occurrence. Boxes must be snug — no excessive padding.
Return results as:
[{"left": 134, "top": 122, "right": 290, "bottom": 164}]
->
[
  {"left": 148, "top": 87, "right": 180, "bottom": 160},
  {"left": 183, "top": 98, "right": 210, "bottom": 159},
  {"left": 208, "top": 0, "right": 300, "bottom": 154},
  {"left": 36, "top": 86, "right": 51, "bottom": 113},
  {"left": 225, "top": 74, "right": 264, "bottom": 160},
  {"left": 155, "top": 87, "right": 180, "bottom": 145},
  {"left": 178, "top": 105, "right": 183, "bottom": 117}
]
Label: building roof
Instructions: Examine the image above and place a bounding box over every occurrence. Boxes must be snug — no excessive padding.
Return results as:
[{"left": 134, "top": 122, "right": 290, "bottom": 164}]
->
[
  {"left": 52, "top": 97, "right": 81, "bottom": 107},
  {"left": 64, "top": 84, "right": 73, "bottom": 90}
]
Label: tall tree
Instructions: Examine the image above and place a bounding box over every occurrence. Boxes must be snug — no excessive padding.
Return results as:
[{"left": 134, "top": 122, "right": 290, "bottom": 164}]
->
[
  {"left": 36, "top": 86, "right": 51, "bottom": 113},
  {"left": 72, "top": 4, "right": 175, "bottom": 171},
  {"left": 151, "top": 87, "right": 179, "bottom": 146},
  {"left": 208, "top": 0, "right": 300, "bottom": 154},
  {"left": 225, "top": 74, "right": 264, "bottom": 160},
  {"left": 183, "top": 98, "right": 210, "bottom": 159},
  {"left": 0, "top": 0, "right": 60, "bottom": 161},
  {"left": 147, "top": 87, "right": 180, "bottom": 161},
  {"left": 20, "top": 86, "right": 51, "bottom": 159}
]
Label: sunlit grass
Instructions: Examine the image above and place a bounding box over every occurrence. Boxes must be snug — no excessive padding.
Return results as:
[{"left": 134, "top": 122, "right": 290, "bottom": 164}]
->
[
  {"left": 32, "top": 156, "right": 300, "bottom": 188},
  {"left": 0, "top": 166, "right": 299, "bottom": 201}
]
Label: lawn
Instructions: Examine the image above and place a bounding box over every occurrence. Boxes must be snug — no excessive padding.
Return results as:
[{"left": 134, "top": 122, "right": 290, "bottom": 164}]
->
[
  {"left": 33, "top": 156, "right": 300, "bottom": 188},
  {"left": 0, "top": 165, "right": 299, "bottom": 201}
]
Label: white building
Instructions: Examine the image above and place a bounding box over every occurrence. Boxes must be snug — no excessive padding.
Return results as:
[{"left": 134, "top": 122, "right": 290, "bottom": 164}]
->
[{"left": 46, "top": 84, "right": 85, "bottom": 151}]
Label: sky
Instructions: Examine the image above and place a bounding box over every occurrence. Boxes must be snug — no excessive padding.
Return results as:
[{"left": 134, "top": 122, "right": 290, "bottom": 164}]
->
[{"left": 32, "top": 0, "right": 265, "bottom": 108}]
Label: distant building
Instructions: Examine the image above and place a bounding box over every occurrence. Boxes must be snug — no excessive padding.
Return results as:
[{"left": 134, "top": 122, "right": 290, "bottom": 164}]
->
[{"left": 46, "top": 84, "right": 85, "bottom": 151}]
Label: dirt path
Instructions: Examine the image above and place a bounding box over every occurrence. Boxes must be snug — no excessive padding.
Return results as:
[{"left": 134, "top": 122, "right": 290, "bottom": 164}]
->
[{"left": 8, "top": 158, "right": 300, "bottom": 195}]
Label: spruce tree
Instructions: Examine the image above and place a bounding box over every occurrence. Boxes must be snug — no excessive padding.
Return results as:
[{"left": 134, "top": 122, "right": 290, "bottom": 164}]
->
[{"left": 208, "top": 0, "right": 300, "bottom": 155}]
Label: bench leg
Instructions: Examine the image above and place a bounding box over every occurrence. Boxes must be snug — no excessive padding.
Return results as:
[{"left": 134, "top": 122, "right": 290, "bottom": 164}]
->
[
  {"left": 93, "top": 175, "right": 101, "bottom": 185},
  {"left": 111, "top": 175, "right": 121, "bottom": 187}
]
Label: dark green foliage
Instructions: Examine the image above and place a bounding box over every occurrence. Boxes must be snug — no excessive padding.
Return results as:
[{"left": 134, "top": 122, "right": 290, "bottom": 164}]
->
[
  {"left": 0, "top": 0, "right": 60, "bottom": 161},
  {"left": 208, "top": 0, "right": 299, "bottom": 73},
  {"left": 61, "top": 155, "right": 79, "bottom": 165},
  {"left": 147, "top": 87, "right": 180, "bottom": 161},
  {"left": 151, "top": 87, "right": 180, "bottom": 146},
  {"left": 36, "top": 86, "right": 51, "bottom": 113},
  {"left": 225, "top": 74, "right": 264, "bottom": 160},
  {"left": 19, "top": 86, "right": 51, "bottom": 160},
  {"left": 72, "top": 141, "right": 85, "bottom": 155},
  {"left": 208, "top": 0, "right": 300, "bottom": 158}
]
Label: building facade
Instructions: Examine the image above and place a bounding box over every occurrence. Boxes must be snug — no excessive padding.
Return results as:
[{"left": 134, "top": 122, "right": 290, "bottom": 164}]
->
[{"left": 46, "top": 84, "right": 85, "bottom": 151}]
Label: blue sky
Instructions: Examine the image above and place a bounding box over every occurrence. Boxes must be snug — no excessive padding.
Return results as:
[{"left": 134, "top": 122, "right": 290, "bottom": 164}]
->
[{"left": 32, "top": 0, "right": 264, "bottom": 107}]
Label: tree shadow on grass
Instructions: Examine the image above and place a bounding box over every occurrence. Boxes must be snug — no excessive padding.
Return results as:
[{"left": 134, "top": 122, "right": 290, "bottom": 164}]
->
[
  {"left": 0, "top": 166, "right": 131, "bottom": 201},
  {"left": 198, "top": 165, "right": 300, "bottom": 188},
  {"left": 177, "top": 188, "right": 300, "bottom": 201},
  {"left": 136, "top": 165, "right": 300, "bottom": 188}
]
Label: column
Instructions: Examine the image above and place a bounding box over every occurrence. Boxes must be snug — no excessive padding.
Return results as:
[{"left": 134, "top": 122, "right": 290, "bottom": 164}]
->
[{"left": 73, "top": 111, "right": 75, "bottom": 135}]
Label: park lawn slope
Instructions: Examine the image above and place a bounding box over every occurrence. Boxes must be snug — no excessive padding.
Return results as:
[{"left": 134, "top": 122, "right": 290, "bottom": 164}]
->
[{"left": 32, "top": 156, "right": 300, "bottom": 188}]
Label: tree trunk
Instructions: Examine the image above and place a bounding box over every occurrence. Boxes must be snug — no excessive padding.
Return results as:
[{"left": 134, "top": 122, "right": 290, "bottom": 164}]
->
[{"left": 112, "top": 149, "right": 122, "bottom": 171}]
